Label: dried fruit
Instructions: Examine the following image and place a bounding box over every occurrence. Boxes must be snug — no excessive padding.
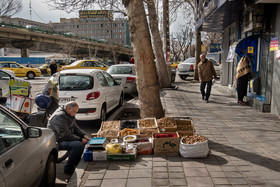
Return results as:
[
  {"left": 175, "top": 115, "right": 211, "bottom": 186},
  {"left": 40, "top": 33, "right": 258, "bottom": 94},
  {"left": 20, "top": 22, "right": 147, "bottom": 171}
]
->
[
  {"left": 139, "top": 119, "right": 157, "bottom": 128},
  {"left": 97, "top": 129, "right": 118, "bottom": 137},
  {"left": 119, "top": 128, "right": 138, "bottom": 136},
  {"left": 140, "top": 128, "right": 159, "bottom": 135},
  {"left": 157, "top": 117, "right": 176, "bottom": 128},
  {"left": 182, "top": 135, "right": 207, "bottom": 144},
  {"left": 101, "top": 121, "right": 120, "bottom": 130}
]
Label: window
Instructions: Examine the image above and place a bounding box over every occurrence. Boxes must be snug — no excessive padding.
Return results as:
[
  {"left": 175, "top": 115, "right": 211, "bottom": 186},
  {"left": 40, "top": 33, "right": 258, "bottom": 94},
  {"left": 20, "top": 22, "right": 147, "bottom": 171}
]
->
[
  {"left": 96, "top": 72, "right": 108, "bottom": 87},
  {"left": 0, "top": 110, "right": 25, "bottom": 154},
  {"left": 0, "top": 71, "right": 12, "bottom": 80},
  {"left": 10, "top": 63, "right": 20, "bottom": 68},
  {"left": 59, "top": 75, "right": 93, "bottom": 91},
  {"left": 103, "top": 72, "right": 116, "bottom": 86},
  {"left": 1, "top": 63, "right": 9, "bottom": 68}
]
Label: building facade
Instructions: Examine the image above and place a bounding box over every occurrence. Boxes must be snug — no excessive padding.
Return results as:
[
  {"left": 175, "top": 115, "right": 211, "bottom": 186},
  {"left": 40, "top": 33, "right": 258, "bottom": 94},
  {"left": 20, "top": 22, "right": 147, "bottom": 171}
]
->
[{"left": 195, "top": 0, "right": 280, "bottom": 116}]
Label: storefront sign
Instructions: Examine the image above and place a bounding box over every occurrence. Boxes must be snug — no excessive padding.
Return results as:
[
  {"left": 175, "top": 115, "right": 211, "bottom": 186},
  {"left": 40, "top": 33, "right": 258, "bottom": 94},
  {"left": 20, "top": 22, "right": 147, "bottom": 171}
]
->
[
  {"left": 210, "top": 43, "right": 221, "bottom": 52},
  {"left": 270, "top": 37, "right": 279, "bottom": 51},
  {"left": 248, "top": 46, "right": 254, "bottom": 53}
]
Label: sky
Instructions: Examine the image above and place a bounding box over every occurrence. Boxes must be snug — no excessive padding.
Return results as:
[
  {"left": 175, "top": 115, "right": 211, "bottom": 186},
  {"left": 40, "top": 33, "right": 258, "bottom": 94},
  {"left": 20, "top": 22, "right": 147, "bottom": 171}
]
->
[{"left": 13, "top": 0, "right": 182, "bottom": 32}]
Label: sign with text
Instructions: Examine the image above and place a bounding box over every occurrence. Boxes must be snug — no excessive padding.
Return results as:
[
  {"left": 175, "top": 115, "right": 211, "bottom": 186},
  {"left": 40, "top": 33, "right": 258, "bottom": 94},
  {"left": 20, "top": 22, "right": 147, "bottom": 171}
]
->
[
  {"left": 79, "top": 10, "right": 113, "bottom": 20},
  {"left": 270, "top": 37, "right": 279, "bottom": 51}
]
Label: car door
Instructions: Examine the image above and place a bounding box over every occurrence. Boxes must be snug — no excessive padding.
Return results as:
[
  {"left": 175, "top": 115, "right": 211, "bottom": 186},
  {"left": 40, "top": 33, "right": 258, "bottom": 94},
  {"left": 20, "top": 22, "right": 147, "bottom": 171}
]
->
[
  {"left": 8, "top": 63, "right": 25, "bottom": 77},
  {"left": 0, "top": 71, "right": 12, "bottom": 97},
  {"left": 0, "top": 109, "right": 43, "bottom": 187},
  {"left": 102, "top": 72, "right": 121, "bottom": 111}
]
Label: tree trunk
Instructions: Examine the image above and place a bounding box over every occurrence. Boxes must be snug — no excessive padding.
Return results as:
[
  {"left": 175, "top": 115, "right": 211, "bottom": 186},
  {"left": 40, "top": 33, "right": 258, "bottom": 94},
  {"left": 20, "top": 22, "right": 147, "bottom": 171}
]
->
[
  {"left": 147, "top": 0, "right": 172, "bottom": 88},
  {"left": 194, "top": 30, "right": 201, "bottom": 80},
  {"left": 122, "top": 0, "right": 165, "bottom": 119}
]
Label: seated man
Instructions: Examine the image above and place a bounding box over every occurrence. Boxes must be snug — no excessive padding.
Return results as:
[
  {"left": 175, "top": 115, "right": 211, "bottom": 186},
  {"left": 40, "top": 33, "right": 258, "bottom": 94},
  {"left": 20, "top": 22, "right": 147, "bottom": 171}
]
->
[{"left": 48, "top": 101, "right": 90, "bottom": 174}]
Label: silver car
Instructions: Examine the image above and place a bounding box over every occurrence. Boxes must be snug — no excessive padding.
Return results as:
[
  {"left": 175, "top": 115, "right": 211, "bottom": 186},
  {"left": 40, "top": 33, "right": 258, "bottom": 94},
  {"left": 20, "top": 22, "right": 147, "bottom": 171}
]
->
[
  {"left": 177, "top": 57, "right": 195, "bottom": 80},
  {"left": 106, "top": 64, "right": 137, "bottom": 95},
  {"left": 0, "top": 105, "right": 58, "bottom": 187}
]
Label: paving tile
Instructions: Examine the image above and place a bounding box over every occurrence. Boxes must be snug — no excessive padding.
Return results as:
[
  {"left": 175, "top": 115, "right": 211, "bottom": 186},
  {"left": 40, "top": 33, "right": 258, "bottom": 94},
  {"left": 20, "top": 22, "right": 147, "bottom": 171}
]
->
[
  {"left": 258, "top": 170, "right": 280, "bottom": 180},
  {"left": 153, "top": 172, "right": 168, "bottom": 179},
  {"left": 209, "top": 171, "right": 227, "bottom": 178},
  {"left": 245, "top": 177, "right": 266, "bottom": 185},
  {"left": 168, "top": 166, "right": 183, "bottom": 172},
  {"left": 184, "top": 167, "right": 209, "bottom": 177},
  {"left": 90, "top": 168, "right": 107, "bottom": 174},
  {"left": 127, "top": 178, "right": 152, "bottom": 187},
  {"left": 152, "top": 178, "right": 169, "bottom": 186},
  {"left": 167, "top": 161, "right": 182, "bottom": 167},
  {"left": 228, "top": 177, "right": 248, "bottom": 185},
  {"left": 206, "top": 165, "right": 223, "bottom": 171},
  {"left": 153, "top": 156, "right": 167, "bottom": 162},
  {"left": 108, "top": 162, "right": 131, "bottom": 170},
  {"left": 87, "top": 173, "right": 104, "bottom": 180},
  {"left": 224, "top": 171, "right": 243, "bottom": 178},
  {"left": 100, "top": 179, "right": 127, "bottom": 187},
  {"left": 169, "top": 178, "right": 187, "bottom": 186},
  {"left": 128, "top": 168, "right": 152, "bottom": 178},
  {"left": 153, "top": 167, "right": 168, "bottom": 172},
  {"left": 182, "top": 161, "right": 205, "bottom": 168},
  {"left": 222, "top": 165, "right": 238, "bottom": 172},
  {"left": 84, "top": 179, "right": 102, "bottom": 187},
  {"left": 93, "top": 162, "right": 110, "bottom": 168},
  {"left": 242, "top": 171, "right": 260, "bottom": 177},
  {"left": 104, "top": 170, "right": 129, "bottom": 179},
  {"left": 169, "top": 172, "right": 185, "bottom": 179},
  {"left": 153, "top": 162, "right": 167, "bottom": 167},
  {"left": 212, "top": 177, "right": 231, "bottom": 185},
  {"left": 186, "top": 176, "right": 214, "bottom": 187},
  {"left": 131, "top": 161, "right": 152, "bottom": 169}
]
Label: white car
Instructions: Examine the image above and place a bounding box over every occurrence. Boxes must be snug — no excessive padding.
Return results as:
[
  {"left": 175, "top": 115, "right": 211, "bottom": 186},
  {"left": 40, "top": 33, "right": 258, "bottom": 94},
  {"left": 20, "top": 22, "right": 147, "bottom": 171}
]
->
[
  {"left": 177, "top": 57, "right": 195, "bottom": 80},
  {"left": 106, "top": 64, "right": 137, "bottom": 95},
  {"left": 209, "top": 58, "right": 222, "bottom": 78},
  {"left": 0, "top": 105, "right": 58, "bottom": 187},
  {"left": 51, "top": 69, "right": 124, "bottom": 121}
]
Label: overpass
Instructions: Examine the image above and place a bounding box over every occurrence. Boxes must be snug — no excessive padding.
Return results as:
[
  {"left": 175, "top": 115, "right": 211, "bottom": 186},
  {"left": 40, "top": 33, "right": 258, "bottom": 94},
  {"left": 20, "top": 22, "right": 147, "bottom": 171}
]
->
[{"left": 0, "top": 26, "right": 133, "bottom": 59}]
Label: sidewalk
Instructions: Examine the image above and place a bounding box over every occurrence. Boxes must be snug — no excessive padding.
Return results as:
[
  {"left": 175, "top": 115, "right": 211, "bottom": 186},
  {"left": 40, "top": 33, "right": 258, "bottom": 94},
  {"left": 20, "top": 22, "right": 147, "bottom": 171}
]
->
[{"left": 68, "top": 80, "right": 280, "bottom": 187}]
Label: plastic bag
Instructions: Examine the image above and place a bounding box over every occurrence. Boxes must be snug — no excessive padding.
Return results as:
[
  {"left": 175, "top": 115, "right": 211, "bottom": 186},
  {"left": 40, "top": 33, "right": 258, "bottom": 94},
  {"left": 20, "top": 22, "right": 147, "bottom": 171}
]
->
[{"left": 179, "top": 138, "right": 209, "bottom": 158}]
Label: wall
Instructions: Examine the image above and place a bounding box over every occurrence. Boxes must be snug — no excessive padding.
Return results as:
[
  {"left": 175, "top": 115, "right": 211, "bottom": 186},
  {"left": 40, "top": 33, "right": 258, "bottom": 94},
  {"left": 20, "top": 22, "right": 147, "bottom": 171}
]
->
[{"left": 271, "top": 4, "right": 280, "bottom": 116}]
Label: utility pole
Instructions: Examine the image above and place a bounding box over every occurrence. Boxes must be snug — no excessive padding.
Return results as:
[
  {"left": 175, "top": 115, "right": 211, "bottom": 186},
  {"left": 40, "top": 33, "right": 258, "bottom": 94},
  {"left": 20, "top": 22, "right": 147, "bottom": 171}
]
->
[{"left": 29, "top": 0, "right": 32, "bottom": 20}]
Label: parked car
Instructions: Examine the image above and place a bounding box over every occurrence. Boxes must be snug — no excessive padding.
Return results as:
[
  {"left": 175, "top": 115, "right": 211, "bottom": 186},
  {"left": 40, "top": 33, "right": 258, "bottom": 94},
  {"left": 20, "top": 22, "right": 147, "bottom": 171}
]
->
[
  {"left": 209, "top": 58, "right": 222, "bottom": 78},
  {"left": 170, "top": 61, "right": 182, "bottom": 69},
  {"left": 177, "top": 57, "right": 195, "bottom": 80},
  {"left": 50, "top": 69, "right": 123, "bottom": 121},
  {"left": 62, "top": 60, "right": 108, "bottom": 71},
  {"left": 0, "top": 61, "right": 41, "bottom": 79},
  {"left": 107, "top": 64, "right": 137, "bottom": 95},
  {"left": 0, "top": 105, "right": 58, "bottom": 187},
  {"left": 39, "top": 64, "right": 51, "bottom": 74}
]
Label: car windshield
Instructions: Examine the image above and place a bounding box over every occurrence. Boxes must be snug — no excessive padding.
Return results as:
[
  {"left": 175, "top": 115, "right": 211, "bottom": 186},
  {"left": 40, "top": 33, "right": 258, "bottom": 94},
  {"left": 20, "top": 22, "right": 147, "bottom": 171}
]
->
[
  {"left": 59, "top": 75, "right": 93, "bottom": 91},
  {"left": 68, "top": 60, "right": 83, "bottom": 66},
  {"left": 107, "top": 66, "right": 134, "bottom": 75},
  {"left": 183, "top": 58, "right": 195, "bottom": 63}
]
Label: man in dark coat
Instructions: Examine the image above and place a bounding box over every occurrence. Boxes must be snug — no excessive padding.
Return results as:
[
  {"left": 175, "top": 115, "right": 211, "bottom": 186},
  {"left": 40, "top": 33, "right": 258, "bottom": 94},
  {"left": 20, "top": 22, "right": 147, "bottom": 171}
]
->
[
  {"left": 49, "top": 60, "right": 57, "bottom": 75},
  {"left": 48, "top": 101, "right": 90, "bottom": 174}
]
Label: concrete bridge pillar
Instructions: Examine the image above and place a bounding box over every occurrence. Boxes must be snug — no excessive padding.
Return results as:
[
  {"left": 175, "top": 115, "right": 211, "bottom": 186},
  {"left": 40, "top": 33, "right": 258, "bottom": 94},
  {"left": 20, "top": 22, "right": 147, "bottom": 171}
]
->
[{"left": 21, "top": 48, "right": 30, "bottom": 57}]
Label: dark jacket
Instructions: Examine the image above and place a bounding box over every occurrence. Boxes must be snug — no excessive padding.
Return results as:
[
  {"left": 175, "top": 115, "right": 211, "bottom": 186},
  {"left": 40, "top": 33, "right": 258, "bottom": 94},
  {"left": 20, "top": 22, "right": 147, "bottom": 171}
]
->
[
  {"left": 49, "top": 63, "right": 57, "bottom": 75},
  {"left": 47, "top": 107, "right": 85, "bottom": 142},
  {"left": 198, "top": 58, "right": 217, "bottom": 82}
]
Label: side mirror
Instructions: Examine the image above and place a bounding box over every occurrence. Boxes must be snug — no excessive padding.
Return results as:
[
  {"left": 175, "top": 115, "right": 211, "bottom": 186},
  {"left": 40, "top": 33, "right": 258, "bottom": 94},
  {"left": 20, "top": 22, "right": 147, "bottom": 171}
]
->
[{"left": 27, "top": 127, "right": 42, "bottom": 138}]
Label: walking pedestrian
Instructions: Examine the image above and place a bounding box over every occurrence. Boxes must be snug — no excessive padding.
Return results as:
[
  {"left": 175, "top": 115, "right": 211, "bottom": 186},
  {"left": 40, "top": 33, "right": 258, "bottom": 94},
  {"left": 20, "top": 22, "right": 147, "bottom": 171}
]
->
[
  {"left": 49, "top": 60, "right": 57, "bottom": 75},
  {"left": 235, "top": 56, "right": 251, "bottom": 105},
  {"left": 26, "top": 62, "right": 33, "bottom": 68},
  {"left": 48, "top": 101, "right": 90, "bottom": 174},
  {"left": 198, "top": 54, "right": 217, "bottom": 103}
]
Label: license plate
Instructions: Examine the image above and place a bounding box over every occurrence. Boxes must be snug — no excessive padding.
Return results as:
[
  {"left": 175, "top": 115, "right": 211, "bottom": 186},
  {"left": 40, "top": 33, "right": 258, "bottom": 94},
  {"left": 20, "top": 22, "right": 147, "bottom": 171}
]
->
[{"left": 59, "top": 97, "right": 76, "bottom": 103}]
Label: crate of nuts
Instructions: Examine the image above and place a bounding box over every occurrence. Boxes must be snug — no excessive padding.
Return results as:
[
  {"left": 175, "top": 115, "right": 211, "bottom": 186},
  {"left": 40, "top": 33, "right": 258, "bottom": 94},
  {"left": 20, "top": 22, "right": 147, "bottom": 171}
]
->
[
  {"left": 157, "top": 117, "right": 177, "bottom": 132},
  {"left": 138, "top": 117, "right": 158, "bottom": 128},
  {"left": 174, "top": 117, "right": 194, "bottom": 136}
]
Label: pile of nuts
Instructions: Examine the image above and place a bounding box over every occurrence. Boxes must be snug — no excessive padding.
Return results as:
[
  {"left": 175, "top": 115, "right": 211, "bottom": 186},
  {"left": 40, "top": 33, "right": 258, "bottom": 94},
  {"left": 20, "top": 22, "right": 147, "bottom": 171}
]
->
[
  {"left": 140, "top": 128, "right": 159, "bottom": 135},
  {"left": 176, "top": 120, "right": 193, "bottom": 131},
  {"left": 97, "top": 129, "right": 119, "bottom": 137},
  {"left": 102, "top": 121, "right": 120, "bottom": 130},
  {"left": 182, "top": 135, "right": 208, "bottom": 144},
  {"left": 157, "top": 117, "right": 176, "bottom": 128},
  {"left": 119, "top": 128, "right": 139, "bottom": 136},
  {"left": 139, "top": 119, "right": 157, "bottom": 128}
]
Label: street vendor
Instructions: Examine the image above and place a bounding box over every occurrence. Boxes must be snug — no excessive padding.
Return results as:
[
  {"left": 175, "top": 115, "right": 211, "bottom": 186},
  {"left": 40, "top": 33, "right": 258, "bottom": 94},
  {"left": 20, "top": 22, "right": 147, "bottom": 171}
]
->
[{"left": 48, "top": 101, "right": 90, "bottom": 174}]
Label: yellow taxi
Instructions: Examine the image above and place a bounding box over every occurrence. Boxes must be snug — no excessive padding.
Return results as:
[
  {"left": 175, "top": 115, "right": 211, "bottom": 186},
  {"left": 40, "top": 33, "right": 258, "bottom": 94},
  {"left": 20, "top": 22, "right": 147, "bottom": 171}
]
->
[
  {"left": 39, "top": 64, "right": 51, "bottom": 74},
  {"left": 0, "top": 61, "right": 41, "bottom": 79},
  {"left": 170, "top": 61, "right": 182, "bottom": 69},
  {"left": 62, "top": 60, "right": 108, "bottom": 71}
]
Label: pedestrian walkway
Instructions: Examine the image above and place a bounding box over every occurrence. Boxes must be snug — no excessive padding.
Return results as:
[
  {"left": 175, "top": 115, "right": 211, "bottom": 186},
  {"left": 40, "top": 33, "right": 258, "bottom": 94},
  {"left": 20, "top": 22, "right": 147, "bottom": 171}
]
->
[{"left": 68, "top": 80, "right": 280, "bottom": 187}]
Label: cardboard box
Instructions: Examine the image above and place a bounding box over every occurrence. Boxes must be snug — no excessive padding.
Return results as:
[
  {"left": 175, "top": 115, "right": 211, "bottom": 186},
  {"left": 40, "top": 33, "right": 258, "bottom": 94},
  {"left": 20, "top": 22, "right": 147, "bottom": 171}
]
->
[
  {"left": 6, "top": 95, "right": 34, "bottom": 114},
  {"left": 153, "top": 132, "right": 179, "bottom": 155},
  {"left": 133, "top": 138, "right": 153, "bottom": 155},
  {"left": 107, "top": 148, "right": 137, "bottom": 161},
  {"left": 138, "top": 117, "right": 158, "bottom": 128},
  {"left": 83, "top": 149, "right": 107, "bottom": 161}
]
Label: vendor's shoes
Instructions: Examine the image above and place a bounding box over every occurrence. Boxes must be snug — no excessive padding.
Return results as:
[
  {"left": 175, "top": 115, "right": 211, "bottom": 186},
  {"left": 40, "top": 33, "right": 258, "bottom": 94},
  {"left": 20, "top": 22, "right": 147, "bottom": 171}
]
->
[{"left": 238, "top": 100, "right": 246, "bottom": 105}]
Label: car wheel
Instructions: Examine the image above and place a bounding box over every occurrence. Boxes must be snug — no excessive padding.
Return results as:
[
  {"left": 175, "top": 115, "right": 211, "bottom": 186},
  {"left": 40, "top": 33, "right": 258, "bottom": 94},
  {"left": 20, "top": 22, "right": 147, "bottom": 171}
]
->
[
  {"left": 179, "top": 75, "right": 186, "bottom": 80},
  {"left": 27, "top": 72, "right": 35, "bottom": 79},
  {"left": 40, "top": 154, "right": 56, "bottom": 187},
  {"left": 118, "top": 93, "right": 124, "bottom": 107},
  {"left": 100, "top": 105, "right": 106, "bottom": 122}
]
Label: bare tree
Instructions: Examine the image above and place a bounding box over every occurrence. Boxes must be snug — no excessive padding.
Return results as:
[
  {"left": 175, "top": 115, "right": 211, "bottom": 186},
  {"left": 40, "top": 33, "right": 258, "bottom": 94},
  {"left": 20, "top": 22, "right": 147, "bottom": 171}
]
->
[{"left": 0, "top": 0, "right": 22, "bottom": 17}]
